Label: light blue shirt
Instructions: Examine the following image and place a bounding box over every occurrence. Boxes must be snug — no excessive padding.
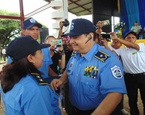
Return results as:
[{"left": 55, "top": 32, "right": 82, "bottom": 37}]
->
[
  {"left": 66, "top": 43, "right": 127, "bottom": 110},
  {"left": 1, "top": 74, "right": 61, "bottom": 115},
  {"left": 39, "top": 48, "right": 52, "bottom": 78}
]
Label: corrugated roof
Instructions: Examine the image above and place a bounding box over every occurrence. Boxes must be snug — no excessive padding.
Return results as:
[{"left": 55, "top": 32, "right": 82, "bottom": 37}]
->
[{"left": 68, "top": 0, "right": 92, "bottom": 16}]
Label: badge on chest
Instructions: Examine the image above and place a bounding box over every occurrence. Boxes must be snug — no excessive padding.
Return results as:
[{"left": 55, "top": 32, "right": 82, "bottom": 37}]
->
[{"left": 84, "top": 66, "right": 98, "bottom": 78}]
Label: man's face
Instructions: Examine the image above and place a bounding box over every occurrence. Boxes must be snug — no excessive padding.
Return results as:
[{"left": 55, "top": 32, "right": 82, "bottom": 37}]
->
[
  {"left": 134, "top": 22, "right": 138, "bottom": 26},
  {"left": 125, "top": 34, "right": 137, "bottom": 43},
  {"left": 22, "top": 26, "right": 40, "bottom": 40},
  {"left": 69, "top": 34, "right": 93, "bottom": 54},
  {"left": 62, "top": 36, "right": 70, "bottom": 45},
  {"left": 47, "top": 37, "right": 56, "bottom": 49}
]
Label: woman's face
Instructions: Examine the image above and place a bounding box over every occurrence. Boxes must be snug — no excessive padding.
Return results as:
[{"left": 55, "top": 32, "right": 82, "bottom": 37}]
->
[{"left": 28, "top": 50, "right": 44, "bottom": 69}]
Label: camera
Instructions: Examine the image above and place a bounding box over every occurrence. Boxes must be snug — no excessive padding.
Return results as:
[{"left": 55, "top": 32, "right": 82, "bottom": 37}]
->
[
  {"left": 52, "top": 39, "right": 62, "bottom": 47},
  {"left": 101, "top": 20, "right": 110, "bottom": 26},
  {"left": 100, "top": 34, "right": 111, "bottom": 41},
  {"left": 101, "top": 34, "right": 110, "bottom": 38},
  {"left": 63, "top": 19, "right": 69, "bottom": 27}
]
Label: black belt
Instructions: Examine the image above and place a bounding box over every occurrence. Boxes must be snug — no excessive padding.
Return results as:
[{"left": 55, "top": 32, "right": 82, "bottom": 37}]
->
[
  {"left": 125, "top": 72, "right": 145, "bottom": 76},
  {"left": 73, "top": 106, "right": 95, "bottom": 115}
]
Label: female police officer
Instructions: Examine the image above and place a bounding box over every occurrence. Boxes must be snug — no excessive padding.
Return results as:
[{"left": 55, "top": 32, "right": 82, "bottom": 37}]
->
[
  {"left": 0, "top": 36, "right": 61, "bottom": 115},
  {"left": 51, "top": 18, "right": 127, "bottom": 115}
]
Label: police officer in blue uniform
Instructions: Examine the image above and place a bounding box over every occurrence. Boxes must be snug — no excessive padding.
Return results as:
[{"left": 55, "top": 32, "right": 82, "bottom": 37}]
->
[
  {"left": 51, "top": 18, "right": 127, "bottom": 115},
  {"left": 7, "top": 17, "right": 52, "bottom": 82},
  {"left": 1, "top": 36, "right": 61, "bottom": 115}
]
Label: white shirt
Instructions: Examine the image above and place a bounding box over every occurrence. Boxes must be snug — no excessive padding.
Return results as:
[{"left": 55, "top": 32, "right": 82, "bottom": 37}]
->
[
  {"left": 2, "top": 48, "right": 6, "bottom": 55},
  {"left": 116, "top": 43, "right": 145, "bottom": 74},
  {"left": 108, "top": 44, "right": 120, "bottom": 55},
  {"left": 131, "top": 25, "right": 142, "bottom": 33}
]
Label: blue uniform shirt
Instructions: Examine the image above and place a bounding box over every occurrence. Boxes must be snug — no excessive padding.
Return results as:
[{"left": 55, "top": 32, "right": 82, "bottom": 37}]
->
[
  {"left": 66, "top": 43, "right": 127, "bottom": 110},
  {"left": 39, "top": 48, "right": 52, "bottom": 78},
  {"left": 1, "top": 74, "right": 61, "bottom": 115},
  {"left": 7, "top": 48, "right": 52, "bottom": 79}
]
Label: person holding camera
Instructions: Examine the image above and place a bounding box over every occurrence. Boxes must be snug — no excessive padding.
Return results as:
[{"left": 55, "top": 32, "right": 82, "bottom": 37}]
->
[
  {"left": 96, "top": 35, "right": 131, "bottom": 115},
  {"left": 44, "top": 35, "right": 67, "bottom": 112},
  {"left": 96, "top": 20, "right": 110, "bottom": 35},
  {"left": 58, "top": 20, "right": 74, "bottom": 115},
  {"left": 50, "top": 18, "right": 127, "bottom": 115},
  {"left": 110, "top": 31, "right": 145, "bottom": 115},
  {"left": 44, "top": 35, "right": 66, "bottom": 82}
]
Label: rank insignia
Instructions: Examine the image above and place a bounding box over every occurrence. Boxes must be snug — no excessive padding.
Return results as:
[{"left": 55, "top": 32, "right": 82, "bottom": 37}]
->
[
  {"left": 84, "top": 66, "right": 98, "bottom": 78},
  {"left": 95, "top": 50, "right": 110, "bottom": 62},
  {"left": 31, "top": 73, "right": 48, "bottom": 85}
]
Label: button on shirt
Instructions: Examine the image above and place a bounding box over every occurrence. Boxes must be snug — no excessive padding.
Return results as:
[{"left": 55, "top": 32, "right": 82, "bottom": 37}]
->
[
  {"left": 1, "top": 74, "right": 61, "bottom": 115},
  {"left": 116, "top": 43, "right": 145, "bottom": 74},
  {"left": 66, "top": 44, "right": 127, "bottom": 110}
]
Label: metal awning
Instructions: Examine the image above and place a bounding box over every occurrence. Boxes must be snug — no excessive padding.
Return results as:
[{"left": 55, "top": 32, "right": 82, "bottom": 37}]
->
[{"left": 68, "top": 0, "right": 92, "bottom": 16}]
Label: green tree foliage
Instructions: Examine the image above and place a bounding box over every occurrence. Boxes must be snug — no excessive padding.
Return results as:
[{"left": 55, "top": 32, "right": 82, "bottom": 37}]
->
[{"left": 0, "top": 10, "right": 21, "bottom": 47}]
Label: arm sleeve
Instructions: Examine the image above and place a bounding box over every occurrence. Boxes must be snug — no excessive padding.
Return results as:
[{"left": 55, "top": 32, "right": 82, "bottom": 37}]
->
[
  {"left": 138, "top": 43, "right": 145, "bottom": 52},
  {"left": 99, "top": 55, "right": 126, "bottom": 95}
]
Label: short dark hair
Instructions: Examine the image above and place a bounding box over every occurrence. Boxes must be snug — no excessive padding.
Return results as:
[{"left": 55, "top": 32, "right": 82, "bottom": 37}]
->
[{"left": 124, "top": 31, "right": 137, "bottom": 38}]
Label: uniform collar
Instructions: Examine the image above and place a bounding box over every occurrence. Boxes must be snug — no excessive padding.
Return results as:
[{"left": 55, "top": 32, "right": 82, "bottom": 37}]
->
[{"left": 83, "top": 43, "right": 98, "bottom": 61}]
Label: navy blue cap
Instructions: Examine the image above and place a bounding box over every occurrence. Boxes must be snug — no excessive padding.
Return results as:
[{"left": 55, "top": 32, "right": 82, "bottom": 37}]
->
[
  {"left": 23, "top": 17, "right": 42, "bottom": 29},
  {"left": 62, "top": 18, "right": 96, "bottom": 36},
  {"left": 6, "top": 35, "right": 50, "bottom": 61},
  {"left": 124, "top": 31, "right": 137, "bottom": 38}
]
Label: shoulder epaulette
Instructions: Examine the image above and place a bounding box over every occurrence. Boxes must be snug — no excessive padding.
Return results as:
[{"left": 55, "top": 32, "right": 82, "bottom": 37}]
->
[
  {"left": 31, "top": 73, "right": 48, "bottom": 85},
  {"left": 71, "top": 51, "right": 77, "bottom": 56},
  {"left": 95, "top": 50, "right": 110, "bottom": 62}
]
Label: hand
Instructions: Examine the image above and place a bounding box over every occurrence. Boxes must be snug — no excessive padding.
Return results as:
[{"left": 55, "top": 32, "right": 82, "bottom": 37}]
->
[
  {"left": 100, "top": 38, "right": 108, "bottom": 47},
  {"left": 110, "top": 32, "right": 118, "bottom": 40},
  {"left": 58, "top": 45, "right": 64, "bottom": 51},
  {"left": 96, "top": 28, "right": 102, "bottom": 34},
  {"left": 59, "top": 21, "right": 64, "bottom": 29},
  {"left": 50, "top": 79, "right": 63, "bottom": 90}
]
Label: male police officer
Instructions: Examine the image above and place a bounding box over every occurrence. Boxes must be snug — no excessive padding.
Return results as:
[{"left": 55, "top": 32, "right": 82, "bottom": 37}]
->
[
  {"left": 8, "top": 17, "right": 52, "bottom": 81},
  {"left": 51, "top": 18, "right": 127, "bottom": 115}
]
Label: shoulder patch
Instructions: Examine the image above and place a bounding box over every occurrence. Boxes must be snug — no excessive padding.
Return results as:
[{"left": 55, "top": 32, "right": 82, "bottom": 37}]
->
[
  {"left": 31, "top": 73, "right": 48, "bottom": 85},
  {"left": 95, "top": 50, "right": 110, "bottom": 62},
  {"left": 111, "top": 65, "right": 123, "bottom": 79},
  {"left": 71, "top": 51, "right": 77, "bottom": 56}
]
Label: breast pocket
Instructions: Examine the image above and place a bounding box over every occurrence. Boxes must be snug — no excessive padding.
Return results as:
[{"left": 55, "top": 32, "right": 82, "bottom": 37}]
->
[{"left": 80, "top": 76, "right": 99, "bottom": 97}]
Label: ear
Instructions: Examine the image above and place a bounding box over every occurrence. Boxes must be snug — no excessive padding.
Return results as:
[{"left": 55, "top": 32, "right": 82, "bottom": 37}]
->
[
  {"left": 21, "top": 29, "right": 26, "bottom": 36},
  {"left": 27, "top": 55, "right": 35, "bottom": 64}
]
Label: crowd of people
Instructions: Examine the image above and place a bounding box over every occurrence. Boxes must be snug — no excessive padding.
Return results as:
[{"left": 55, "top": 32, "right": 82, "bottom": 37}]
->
[{"left": 0, "top": 17, "right": 145, "bottom": 115}]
